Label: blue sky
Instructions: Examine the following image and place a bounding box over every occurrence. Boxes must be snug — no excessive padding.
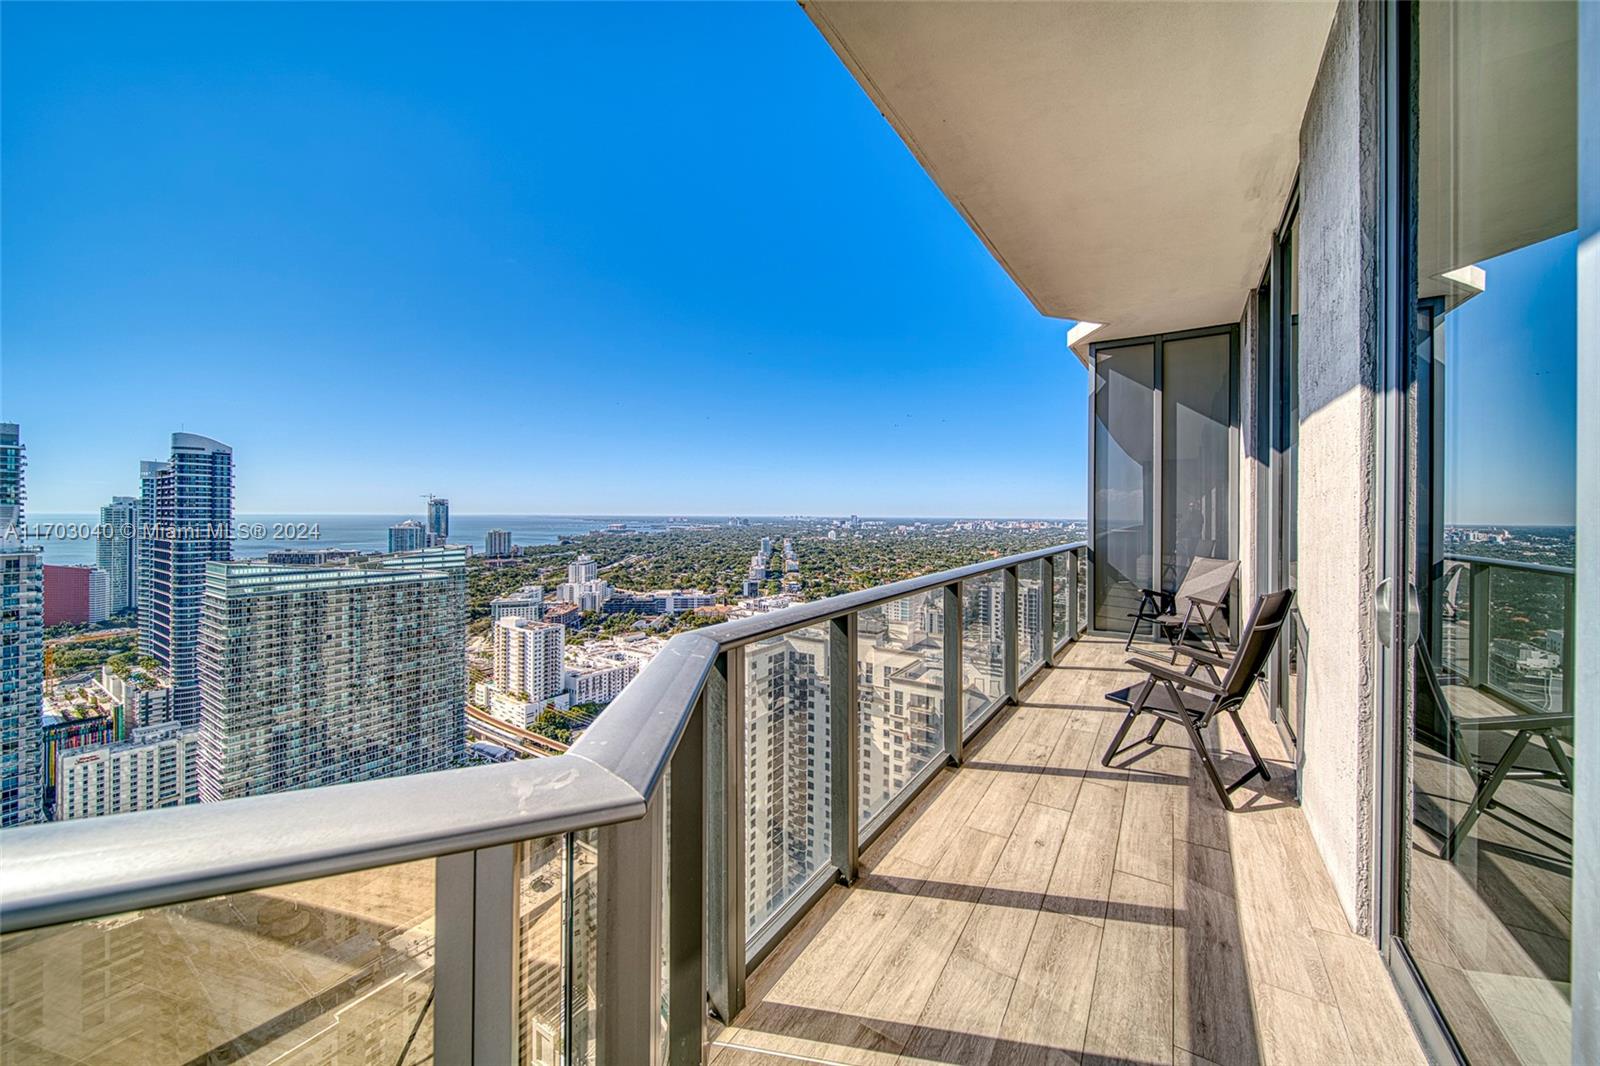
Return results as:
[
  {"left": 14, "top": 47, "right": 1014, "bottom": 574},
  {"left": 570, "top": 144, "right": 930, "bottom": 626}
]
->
[
  {"left": 1, "top": 2, "right": 1086, "bottom": 518},
  {"left": 1442, "top": 232, "right": 1578, "bottom": 526}
]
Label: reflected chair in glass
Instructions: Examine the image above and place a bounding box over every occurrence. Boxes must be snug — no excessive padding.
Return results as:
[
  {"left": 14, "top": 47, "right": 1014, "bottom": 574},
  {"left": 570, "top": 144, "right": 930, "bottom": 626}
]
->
[
  {"left": 1416, "top": 643, "right": 1574, "bottom": 860},
  {"left": 1103, "top": 589, "right": 1294, "bottom": 810},
  {"left": 1123, "top": 556, "right": 1239, "bottom": 659}
]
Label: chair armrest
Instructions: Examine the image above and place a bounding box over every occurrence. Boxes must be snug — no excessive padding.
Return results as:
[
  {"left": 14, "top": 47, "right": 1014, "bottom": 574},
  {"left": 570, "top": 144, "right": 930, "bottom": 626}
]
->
[
  {"left": 1126, "top": 657, "right": 1226, "bottom": 695},
  {"left": 1175, "top": 645, "right": 1232, "bottom": 669}
]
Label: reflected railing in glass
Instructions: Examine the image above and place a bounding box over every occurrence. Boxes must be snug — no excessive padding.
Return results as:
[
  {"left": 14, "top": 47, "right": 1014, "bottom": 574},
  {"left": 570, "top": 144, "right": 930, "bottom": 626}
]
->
[
  {"left": 856, "top": 590, "right": 945, "bottom": 828},
  {"left": 1439, "top": 554, "right": 1573, "bottom": 716},
  {"left": 1051, "top": 555, "right": 1071, "bottom": 647},
  {"left": 1017, "top": 559, "right": 1044, "bottom": 676},
  {"left": 742, "top": 624, "right": 832, "bottom": 938},
  {"left": 960, "top": 572, "right": 1006, "bottom": 729}
]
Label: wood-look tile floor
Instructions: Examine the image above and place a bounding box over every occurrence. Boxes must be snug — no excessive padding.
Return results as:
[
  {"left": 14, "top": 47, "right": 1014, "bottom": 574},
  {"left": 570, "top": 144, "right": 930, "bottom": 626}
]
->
[{"left": 710, "top": 636, "right": 1427, "bottom": 1066}]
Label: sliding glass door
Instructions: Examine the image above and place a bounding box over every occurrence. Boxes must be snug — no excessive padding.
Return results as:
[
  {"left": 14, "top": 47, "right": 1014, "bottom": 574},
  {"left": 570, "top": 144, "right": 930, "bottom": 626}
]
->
[
  {"left": 1390, "top": 3, "right": 1583, "bottom": 1062},
  {"left": 1091, "top": 328, "right": 1238, "bottom": 635}
]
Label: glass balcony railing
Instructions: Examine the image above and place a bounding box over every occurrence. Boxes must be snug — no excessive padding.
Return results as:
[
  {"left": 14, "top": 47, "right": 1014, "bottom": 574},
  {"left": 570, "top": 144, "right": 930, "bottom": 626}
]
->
[
  {"left": 856, "top": 590, "right": 945, "bottom": 830},
  {"left": 1016, "top": 558, "right": 1045, "bottom": 678},
  {"left": 0, "top": 542, "right": 1087, "bottom": 1065},
  {"left": 1438, "top": 553, "right": 1575, "bottom": 717},
  {"left": 960, "top": 570, "right": 1007, "bottom": 731}
]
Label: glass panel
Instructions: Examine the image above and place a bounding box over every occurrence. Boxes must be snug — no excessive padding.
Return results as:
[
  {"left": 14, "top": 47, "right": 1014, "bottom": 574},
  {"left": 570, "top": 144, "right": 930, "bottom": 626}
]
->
[
  {"left": 1051, "top": 555, "right": 1070, "bottom": 646},
  {"left": 1161, "top": 333, "right": 1232, "bottom": 589},
  {"left": 1093, "top": 343, "right": 1155, "bottom": 630},
  {"left": 568, "top": 829, "right": 599, "bottom": 1065},
  {"left": 517, "top": 837, "right": 567, "bottom": 1066},
  {"left": 857, "top": 590, "right": 945, "bottom": 827},
  {"left": 0, "top": 859, "right": 437, "bottom": 1063},
  {"left": 1273, "top": 211, "right": 1302, "bottom": 746},
  {"left": 743, "top": 624, "right": 831, "bottom": 937},
  {"left": 961, "top": 573, "right": 1005, "bottom": 728},
  {"left": 1402, "top": 3, "right": 1579, "bottom": 1060},
  {"left": 1077, "top": 551, "right": 1089, "bottom": 634},
  {"left": 1017, "top": 560, "right": 1044, "bottom": 675}
]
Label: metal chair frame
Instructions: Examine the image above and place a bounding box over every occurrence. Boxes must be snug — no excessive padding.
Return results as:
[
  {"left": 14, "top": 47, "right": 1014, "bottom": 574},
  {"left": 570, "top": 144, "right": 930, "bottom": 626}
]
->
[{"left": 1103, "top": 589, "right": 1294, "bottom": 811}]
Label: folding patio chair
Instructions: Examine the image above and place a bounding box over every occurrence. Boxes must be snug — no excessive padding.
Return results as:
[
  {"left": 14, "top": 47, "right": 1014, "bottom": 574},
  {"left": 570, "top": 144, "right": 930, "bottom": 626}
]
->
[
  {"left": 1103, "top": 588, "right": 1294, "bottom": 810},
  {"left": 1123, "top": 555, "right": 1240, "bottom": 660},
  {"left": 1416, "top": 642, "right": 1574, "bottom": 859}
]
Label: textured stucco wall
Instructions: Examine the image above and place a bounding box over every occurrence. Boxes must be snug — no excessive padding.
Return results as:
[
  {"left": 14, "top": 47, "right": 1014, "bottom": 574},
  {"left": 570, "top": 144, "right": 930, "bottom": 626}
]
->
[{"left": 1292, "top": 0, "right": 1383, "bottom": 936}]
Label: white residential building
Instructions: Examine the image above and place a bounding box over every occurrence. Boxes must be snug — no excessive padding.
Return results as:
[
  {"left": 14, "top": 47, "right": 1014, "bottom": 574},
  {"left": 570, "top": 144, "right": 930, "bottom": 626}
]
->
[
  {"left": 485, "top": 617, "right": 568, "bottom": 729},
  {"left": 55, "top": 723, "right": 199, "bottom": 821},
  {"left": 555, "top": 556, "right": 610, "bottom": 611},
  {"left": 98, "top": 664, "right": 175, "bottom": 731},
  {"left": 491, "top": 585, "right": 545, "bottom": 623},
  {"left": 485, "top": 528, "right": 513, "bottom": 557}
]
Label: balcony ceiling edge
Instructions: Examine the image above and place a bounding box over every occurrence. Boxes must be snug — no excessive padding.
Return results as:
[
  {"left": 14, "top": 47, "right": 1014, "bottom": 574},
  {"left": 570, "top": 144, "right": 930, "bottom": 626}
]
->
[{"left": 802, "top": 0, "right": 1335, "bottom": 356}]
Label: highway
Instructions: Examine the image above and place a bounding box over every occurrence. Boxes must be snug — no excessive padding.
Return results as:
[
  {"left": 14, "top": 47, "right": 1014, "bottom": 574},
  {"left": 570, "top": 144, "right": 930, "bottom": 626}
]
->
[{"left": 464, "top": 706, "right": 568, "bottom": 758}]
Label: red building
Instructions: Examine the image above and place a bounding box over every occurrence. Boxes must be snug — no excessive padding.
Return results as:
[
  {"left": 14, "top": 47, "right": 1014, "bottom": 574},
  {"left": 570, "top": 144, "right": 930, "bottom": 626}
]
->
[{"left": 43, "top": 565, "right": 108, "bottom": 627}]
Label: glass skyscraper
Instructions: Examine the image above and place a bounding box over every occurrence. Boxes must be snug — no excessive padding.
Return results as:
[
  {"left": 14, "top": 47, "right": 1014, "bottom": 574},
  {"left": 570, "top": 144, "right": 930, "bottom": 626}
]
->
[{"left": 138, "top": 434, "right": 233, "bottom": 727}]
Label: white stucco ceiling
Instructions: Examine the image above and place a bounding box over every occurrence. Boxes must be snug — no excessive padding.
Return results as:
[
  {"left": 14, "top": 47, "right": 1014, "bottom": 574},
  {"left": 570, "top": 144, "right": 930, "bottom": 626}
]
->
[{"left": 803, "top": 1, "right": 1336, "bottom": 363}]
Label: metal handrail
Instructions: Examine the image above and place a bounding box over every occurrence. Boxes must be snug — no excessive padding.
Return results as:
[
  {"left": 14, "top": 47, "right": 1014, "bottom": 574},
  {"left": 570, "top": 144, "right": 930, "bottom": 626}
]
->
[
  {"left": 1442, "top": 551, "right": 1574, "bottom": 578},
  {"left": 0, "top": 540, "right": 1087, "bottom": 935}
]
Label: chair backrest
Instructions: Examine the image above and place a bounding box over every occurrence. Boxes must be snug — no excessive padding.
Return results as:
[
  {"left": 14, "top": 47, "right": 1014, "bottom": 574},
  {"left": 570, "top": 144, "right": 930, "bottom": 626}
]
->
[
  {"left": 1174, "top": 556, "right": 1240, "bottom": 612},
  {"left": 1219, "top": 588, "right": 1296, "bottom": 701}
]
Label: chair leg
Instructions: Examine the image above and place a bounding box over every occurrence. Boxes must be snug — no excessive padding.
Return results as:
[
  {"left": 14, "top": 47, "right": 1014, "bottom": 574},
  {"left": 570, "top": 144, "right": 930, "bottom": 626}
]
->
[
  {"left": 1178, "top": 713, "right": 1234, "bottom": 811},
  {"left": 1227, "top": 707, "right": 1271, "bottom": 783},
  {"left": 1103, "top": 680, "right": 1154, "bottom": 765},
  {"left": 1543, "top": 730, "right": 1575, "bottom": 792},
  {"left": 1445, "top": 730, "right": 1533, "bottom": 860}
]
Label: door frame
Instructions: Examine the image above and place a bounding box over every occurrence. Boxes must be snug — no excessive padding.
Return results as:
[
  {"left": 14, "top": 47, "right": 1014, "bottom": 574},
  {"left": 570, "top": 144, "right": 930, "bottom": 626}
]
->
[
  {"left": 1086, "top": 324, "right": 1241, "bottom": 638},
  {"left": 1374, "top": 2, "right": 1468, "bottom": 1062}
]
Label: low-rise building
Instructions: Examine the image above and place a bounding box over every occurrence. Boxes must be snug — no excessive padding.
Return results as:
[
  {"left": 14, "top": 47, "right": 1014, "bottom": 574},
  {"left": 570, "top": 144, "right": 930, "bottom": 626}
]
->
[
  {"left": 601, "top": 589, "right": 717, "bottom": 616},
  {"left": 491, "top": 584, "right": 545, "bottom": 623},
  {"left": 98, "top": 664, "right": 175, "bottom": 731},
  {"left": 263, "top": 547, "right": 362, "bottom": 566},
  {"left": 55, "top": 722, "right": 199, "bottom": 820}
]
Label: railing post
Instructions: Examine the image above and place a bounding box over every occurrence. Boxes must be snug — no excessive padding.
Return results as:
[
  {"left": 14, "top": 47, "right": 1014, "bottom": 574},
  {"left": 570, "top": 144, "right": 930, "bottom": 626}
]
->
[
  {"left": 944, "top": 583, "right": 964, "bottom": 764},
  {"left": 1041, "top": 554, "right": 1057, "bottom": 659},
  {"left": 668, "top": 698, "right": 705, "bottom": 1065},
  {"left": 1003, "top": 566, "right": 1019, "bottom": 703},
  {"left": 1068, "top": 549, "right": 1080, "bottom": 640},
  {"left": 472, "top": 843, "right": 520, "bottom": 1065},
  {"left": 434, "top": 851, "right": 476, "bottom": 1064},
  {"left": 432, "top": 844, "right": 520, "bottom": 1063},
  {"left": 829, "top": 613, "right": 860, "bottom": 883},
  {"left": 595, "top": 797, "right": 665, "bottom": 1065},
  {"left": 1469, "top": 562, "right": 1491, "bottom": 689},
  {"left": 705, "top": 650, "right": 746, "bottom": 1024}
]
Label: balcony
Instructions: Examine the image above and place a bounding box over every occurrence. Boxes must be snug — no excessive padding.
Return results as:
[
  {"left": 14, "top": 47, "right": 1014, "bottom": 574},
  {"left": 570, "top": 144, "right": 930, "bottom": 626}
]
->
[
  {"left": 713, "top": 633, "right": 1422, "bottom": 1066},
  {"left": 0, "top": 544, "right": 1428, "bottom": 1065}
]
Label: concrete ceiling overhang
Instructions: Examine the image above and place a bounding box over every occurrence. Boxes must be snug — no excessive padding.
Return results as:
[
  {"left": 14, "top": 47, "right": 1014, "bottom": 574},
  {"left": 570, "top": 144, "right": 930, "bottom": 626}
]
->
[{"left": 803, "top": 1, "right": 1336, "bottom": 364}]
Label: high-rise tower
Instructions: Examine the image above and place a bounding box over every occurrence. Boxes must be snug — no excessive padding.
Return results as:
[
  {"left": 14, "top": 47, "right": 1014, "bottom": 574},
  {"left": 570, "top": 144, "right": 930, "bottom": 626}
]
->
[{"left": 138, "top": 434, "right": 233, "bottom": 726}]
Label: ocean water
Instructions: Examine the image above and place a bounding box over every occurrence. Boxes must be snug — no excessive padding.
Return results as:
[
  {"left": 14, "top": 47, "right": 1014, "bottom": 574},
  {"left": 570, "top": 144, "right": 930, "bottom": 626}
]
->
[{"left": 24, "top": 513, "right": 704, "bottom": 567}]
